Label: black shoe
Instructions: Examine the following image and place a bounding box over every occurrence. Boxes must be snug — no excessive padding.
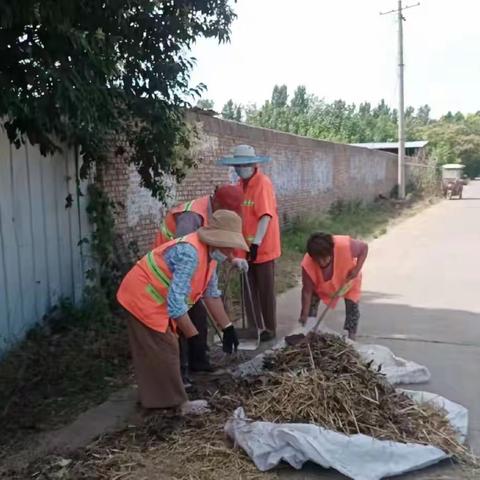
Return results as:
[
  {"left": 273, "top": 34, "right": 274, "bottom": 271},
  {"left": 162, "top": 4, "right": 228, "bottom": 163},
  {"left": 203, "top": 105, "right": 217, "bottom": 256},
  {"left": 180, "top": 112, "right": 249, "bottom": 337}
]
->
[
  {"left": 182, "top": 374, "right": 193, "bottom": 389},
  {"left": 189, "top": 360, "right": 215, "bottom": 373},
  {"left": 260, "top": 330, "right": 275, "bottom": 342}
]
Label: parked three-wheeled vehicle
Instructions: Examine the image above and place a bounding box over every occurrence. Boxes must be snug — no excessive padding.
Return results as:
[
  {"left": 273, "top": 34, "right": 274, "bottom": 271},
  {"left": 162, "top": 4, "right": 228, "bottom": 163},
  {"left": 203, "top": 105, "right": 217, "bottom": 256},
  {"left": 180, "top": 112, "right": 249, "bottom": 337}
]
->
[{"left": 442, "top": 164, "right": 465, "bottom": 199}]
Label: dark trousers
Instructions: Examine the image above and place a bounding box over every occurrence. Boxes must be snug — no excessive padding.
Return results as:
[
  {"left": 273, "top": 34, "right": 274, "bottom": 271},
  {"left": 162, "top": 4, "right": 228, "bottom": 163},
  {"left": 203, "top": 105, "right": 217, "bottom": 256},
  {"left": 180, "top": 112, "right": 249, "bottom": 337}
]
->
[
  {"left": 179, "top": 301, "right": 209, "bottom": 374},
  {"left": 309, "top": 294, "right": 360, "bottom": 334},
  {"left": 244, "top": 260, "right": 277, "bottom": 334}
]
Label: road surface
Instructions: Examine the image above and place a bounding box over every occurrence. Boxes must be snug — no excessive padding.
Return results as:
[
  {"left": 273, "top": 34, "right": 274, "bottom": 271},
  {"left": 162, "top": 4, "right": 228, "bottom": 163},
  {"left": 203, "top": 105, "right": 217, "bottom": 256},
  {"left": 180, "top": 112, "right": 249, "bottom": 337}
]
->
[{"left": 277, "top": 180, "right": 480, "bottom": 479}]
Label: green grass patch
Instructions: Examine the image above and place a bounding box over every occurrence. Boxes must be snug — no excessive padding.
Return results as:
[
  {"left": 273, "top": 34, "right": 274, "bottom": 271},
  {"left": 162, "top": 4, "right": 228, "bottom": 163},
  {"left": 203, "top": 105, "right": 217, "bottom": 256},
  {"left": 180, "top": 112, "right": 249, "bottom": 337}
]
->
[{"left": 281, "top": 200, "right": 396, "bottom": 258}]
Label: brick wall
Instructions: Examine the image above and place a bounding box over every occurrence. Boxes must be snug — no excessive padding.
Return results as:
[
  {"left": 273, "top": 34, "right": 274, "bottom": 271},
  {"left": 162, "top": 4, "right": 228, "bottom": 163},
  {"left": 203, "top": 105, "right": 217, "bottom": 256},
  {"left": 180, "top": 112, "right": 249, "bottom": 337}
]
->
[{"left": 102, "top": 112, "right": 398, "bottom": 256}]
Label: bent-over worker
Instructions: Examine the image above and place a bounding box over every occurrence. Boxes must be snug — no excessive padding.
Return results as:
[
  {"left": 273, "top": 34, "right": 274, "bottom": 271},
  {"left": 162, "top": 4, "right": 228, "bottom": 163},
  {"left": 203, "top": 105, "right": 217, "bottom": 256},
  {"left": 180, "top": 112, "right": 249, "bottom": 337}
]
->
[
  {"left": 219, "top": 145, "right": 281, "bottom": 342},
  {"left": 117, "top": 210, "right": 248, "bottom": 409},
  {"left": 153, "top": 184, "right": 247, "bottom": 377},
  {"left": 299, "top": 232, "right": 368, "bottom": 340}
]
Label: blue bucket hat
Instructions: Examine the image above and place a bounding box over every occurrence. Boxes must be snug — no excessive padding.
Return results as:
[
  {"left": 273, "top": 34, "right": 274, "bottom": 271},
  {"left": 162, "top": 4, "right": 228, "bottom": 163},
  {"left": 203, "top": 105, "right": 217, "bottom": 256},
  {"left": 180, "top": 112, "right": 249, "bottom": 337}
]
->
[{"left": 218, "top": 144, "right": 271, "bottom": 166}]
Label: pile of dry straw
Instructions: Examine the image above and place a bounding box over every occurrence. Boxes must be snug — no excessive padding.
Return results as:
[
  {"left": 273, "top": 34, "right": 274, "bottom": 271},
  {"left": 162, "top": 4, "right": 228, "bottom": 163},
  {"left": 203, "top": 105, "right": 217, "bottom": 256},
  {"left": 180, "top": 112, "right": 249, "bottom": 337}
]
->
[
  {"left": 246, "top": 333, "right": 471, "bottom": 459},
  {"left": 17, "top": 333, "right": 477, "bottom": 480}
]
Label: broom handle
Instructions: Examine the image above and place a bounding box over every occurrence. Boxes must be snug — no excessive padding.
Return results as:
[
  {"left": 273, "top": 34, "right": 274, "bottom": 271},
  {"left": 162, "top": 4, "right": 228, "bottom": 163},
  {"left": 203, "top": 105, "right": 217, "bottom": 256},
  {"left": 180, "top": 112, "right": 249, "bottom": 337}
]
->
[
  {"left": 311, "top": 284, "right": 347, "bottom": 335},
  {"left": 203, "top": 303, "right": 224, "bottom": 344},
  {"left": 240, "top": 271, "right": 246, "bottom": 329},
  {"left": 242, "top": 270, "right": 265, "bottom": 331}
]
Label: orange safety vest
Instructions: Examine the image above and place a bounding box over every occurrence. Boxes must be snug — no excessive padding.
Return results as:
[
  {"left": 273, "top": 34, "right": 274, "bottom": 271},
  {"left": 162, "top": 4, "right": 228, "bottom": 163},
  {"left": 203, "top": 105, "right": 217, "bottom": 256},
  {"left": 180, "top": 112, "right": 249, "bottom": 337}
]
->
[
  {"left": 117, "top": 233, "right": 216, "bottom": 333},
  {"left": 301, "top": 235, "right": 362, "bottom": 309},
  {"left": 237, "top": 169, "right": 281, "bottom": 264},
  {"left": 153, "top": 196, "right": 210, "bottom": 247}
]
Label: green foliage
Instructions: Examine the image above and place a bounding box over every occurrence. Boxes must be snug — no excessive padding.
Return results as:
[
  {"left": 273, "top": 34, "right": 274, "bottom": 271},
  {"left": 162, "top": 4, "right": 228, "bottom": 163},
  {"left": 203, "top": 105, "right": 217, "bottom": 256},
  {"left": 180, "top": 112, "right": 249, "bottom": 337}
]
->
[
  {"left": 241, "top": 85, "right": 480, "bottom": 179},
  {"left": 84, "top": 184, "right": 121, "bottom": 307},
  {"left": 271, "top": 84, "right": 288, "bottom": 109},
  {"left": 290, "top": 85, "right": 309, "bottom": 115},
  {"left": 196, "top": 98, "right": 215, "bottom": 110},
  {"left": 418, "top": 113, "right": 480, "bottom": 178},
  {"left": 282, "top": 201, "right": 397, "bottom": 255},
  {"left": 221, "top": 98, "right": 242, "bottom": 121},
  {"left": 245, "top": 86, "right": 408, "bottom": 142},
  {"left": 0, "top": 0, "right": 236, "bottom": 200}
]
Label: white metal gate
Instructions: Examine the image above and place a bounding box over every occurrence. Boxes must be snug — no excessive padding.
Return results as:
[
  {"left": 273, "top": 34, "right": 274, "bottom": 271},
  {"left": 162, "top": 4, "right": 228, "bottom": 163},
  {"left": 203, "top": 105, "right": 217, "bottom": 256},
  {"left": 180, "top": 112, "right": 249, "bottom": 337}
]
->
[{"left": 0, "top": 132, "right": 90, "bottom": 354}]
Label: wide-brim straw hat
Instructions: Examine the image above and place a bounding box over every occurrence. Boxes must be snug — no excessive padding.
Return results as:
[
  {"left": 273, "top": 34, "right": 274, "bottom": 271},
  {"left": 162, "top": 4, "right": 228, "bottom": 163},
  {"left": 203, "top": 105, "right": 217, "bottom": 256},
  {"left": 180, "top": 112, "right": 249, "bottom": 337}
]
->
[
  {"left": 218, "top": 144, "right": 271, "bottom": 166},
  {"left": 198, "top": 210, "right": 249, "bottom": 251}
]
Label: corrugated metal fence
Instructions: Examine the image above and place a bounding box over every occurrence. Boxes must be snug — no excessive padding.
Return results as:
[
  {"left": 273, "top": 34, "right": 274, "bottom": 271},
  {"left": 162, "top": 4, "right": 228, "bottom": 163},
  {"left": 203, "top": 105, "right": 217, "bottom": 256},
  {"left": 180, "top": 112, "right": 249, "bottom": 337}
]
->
[{"left": 0, "top": 132, "right": 91, "bottom": 354}]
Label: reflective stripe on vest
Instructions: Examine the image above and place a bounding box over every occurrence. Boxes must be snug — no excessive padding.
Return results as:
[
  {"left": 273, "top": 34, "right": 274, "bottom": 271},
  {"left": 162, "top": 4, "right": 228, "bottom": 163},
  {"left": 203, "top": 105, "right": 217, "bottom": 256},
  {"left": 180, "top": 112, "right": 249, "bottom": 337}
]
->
[
  {"left": 160, "top": 222, "right": 175, "bottom": 241},
  {"left": 183, "top": 200, "right": 194, "bottom": 211},
  {"left": 117, "top": 232, "right": 215, "bottom": 333},
  {"left": 146, "top": 251, "right": 171, "bottom": 288},
  {"left": 146, "top": 236, "right": 194, "bottom": 305},
  {"left": 146, "top": 284, "right": 165, "bottom": 305}
]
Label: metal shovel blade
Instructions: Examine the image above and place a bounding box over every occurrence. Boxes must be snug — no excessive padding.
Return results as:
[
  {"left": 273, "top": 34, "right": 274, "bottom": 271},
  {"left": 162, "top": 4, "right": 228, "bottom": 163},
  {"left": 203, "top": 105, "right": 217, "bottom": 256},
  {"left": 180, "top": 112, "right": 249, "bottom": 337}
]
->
[
  {"left": 212, "top": 340, "right": 259, "bottom": 351},
  {"left": 236, "top": 338, "right": 261, "bottom": 351}
]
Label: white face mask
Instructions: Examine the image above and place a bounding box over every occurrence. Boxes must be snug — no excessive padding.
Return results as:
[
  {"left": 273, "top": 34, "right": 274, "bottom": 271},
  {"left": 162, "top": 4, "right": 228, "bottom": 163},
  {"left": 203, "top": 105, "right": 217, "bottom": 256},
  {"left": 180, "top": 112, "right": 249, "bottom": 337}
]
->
[
  {"left": 235, "top": 166, "right": 255, "bottom": 179},
  {"left": 211, "top": 249, "right": 228, "bottom": 263}
]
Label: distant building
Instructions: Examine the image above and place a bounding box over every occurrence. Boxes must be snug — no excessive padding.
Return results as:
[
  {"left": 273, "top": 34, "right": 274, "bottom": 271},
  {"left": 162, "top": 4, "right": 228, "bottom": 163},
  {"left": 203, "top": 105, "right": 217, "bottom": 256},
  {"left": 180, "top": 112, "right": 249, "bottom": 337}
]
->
[{"left": 350, "top": 141, "right": 428, "bottom": 159}]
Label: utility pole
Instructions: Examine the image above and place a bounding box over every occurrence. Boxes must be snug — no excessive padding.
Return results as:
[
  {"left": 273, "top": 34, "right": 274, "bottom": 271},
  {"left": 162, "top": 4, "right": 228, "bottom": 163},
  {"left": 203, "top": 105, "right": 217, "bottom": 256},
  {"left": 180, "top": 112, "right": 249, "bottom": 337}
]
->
[{"left": 381, "top": 1, "right": 419, "bottom": 199}]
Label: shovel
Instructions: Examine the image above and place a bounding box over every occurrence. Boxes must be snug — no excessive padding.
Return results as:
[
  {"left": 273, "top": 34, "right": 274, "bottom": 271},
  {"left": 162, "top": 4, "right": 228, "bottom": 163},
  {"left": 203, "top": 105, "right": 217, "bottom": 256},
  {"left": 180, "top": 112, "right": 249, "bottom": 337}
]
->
[
  {"left": 234, "top": 270, "right": 263, "bottom": 350},
  {"left": 284, "top": 281, "right": 353, "bottom": 347},
  {"left": 215, "top": 267, "right": 264, "bottom": 351}
]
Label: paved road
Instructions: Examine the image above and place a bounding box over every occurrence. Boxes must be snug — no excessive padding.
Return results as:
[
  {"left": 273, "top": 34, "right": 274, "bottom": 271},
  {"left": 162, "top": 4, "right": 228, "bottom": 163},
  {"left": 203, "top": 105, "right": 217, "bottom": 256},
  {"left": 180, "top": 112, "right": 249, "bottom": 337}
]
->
[{"left": 277, "top": 180, "right": 480, "bottom": 479}]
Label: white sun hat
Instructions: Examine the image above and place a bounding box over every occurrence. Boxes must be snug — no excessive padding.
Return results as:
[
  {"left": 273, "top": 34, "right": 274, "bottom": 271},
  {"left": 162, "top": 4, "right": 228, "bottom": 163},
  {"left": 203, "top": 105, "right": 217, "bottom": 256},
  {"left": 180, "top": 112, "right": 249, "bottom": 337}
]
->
[{"left": 218, "top": 144, "right": 271, "bottom": 166}]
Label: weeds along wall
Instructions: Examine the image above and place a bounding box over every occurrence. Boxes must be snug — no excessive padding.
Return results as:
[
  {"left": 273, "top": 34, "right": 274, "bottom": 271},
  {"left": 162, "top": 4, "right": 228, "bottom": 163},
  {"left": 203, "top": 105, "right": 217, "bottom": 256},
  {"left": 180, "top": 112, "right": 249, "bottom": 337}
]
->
[{"left": 102, "top": 111, "right": 401, "bottom": 257}]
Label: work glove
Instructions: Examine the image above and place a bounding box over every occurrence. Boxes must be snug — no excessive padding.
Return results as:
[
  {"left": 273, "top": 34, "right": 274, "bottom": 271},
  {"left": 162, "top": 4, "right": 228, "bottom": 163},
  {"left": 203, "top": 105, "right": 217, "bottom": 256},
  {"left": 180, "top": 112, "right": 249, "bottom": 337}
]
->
[
  {"left": 231, "top": 257, "right": 249, "bottom": 272},
  {"left": 222, "top": 325, "right": 239, "bottom": 354},
  {"left": 248, "top": 243, "right": 259, "bottom": 263}
]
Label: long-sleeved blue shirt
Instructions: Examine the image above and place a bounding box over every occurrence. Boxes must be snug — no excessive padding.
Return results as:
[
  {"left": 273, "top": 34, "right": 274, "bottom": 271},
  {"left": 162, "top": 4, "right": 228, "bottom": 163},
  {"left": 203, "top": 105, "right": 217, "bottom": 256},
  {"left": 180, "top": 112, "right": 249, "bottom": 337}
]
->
[{"left": 163, "top": 242, "right": 221, "bottom": 318}]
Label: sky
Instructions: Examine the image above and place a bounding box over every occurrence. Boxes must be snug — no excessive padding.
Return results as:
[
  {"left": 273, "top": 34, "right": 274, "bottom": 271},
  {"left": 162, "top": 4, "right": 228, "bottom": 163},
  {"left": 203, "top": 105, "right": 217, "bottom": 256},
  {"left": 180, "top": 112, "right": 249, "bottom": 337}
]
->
[{"left": 189, "top": 0, "right": 480, "bottom": 118}]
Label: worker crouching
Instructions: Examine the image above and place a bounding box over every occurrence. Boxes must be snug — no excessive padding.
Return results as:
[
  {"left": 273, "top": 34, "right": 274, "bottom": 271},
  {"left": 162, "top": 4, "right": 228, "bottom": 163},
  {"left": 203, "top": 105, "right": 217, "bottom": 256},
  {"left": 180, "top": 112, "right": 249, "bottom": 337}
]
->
[
  {"left": 117, "top": 210, "right": 248, "bottom": 410},
  {"left": 152, "top": 184, "right": 247, "bottom": 380},
  {"left": 299, "top": 233, "right": 368, "bottom": 340}
]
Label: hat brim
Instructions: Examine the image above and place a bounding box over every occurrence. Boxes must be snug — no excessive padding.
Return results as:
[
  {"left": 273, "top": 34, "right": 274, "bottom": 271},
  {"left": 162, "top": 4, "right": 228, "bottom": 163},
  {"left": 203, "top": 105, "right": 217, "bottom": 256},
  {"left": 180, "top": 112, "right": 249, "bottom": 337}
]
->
[
  {"left": 218, "top": 155, "right": 271, "bottom": 166},
  {"left": 198, "top": 228, "right": 249, "bottom": 251}
]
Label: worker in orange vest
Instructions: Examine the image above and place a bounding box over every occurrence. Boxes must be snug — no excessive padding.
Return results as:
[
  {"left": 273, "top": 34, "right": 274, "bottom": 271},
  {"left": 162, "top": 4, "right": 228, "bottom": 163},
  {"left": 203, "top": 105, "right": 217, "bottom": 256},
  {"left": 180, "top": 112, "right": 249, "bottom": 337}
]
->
[
  {"left": 153, "top": 184, "right": 244, "bottom": 248},
  {"left": 117, "top": 210, "right": 248, "bottom": 410},
  {"left": 152, "top": 184, "right": 247, "bottom": 380},
  {"left": 219, "top": 145, "right": 281, "bottom": 342},
  {"left": 299, "top": 232, "right": 368, "bottom": 340}
]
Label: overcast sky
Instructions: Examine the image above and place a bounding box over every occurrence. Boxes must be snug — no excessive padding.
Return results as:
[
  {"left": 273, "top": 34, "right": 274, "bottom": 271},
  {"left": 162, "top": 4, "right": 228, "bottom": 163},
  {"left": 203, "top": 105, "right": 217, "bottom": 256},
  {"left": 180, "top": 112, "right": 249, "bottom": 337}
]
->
[{"left": 189, "top": 0, "right": 480, "bottom": 118}]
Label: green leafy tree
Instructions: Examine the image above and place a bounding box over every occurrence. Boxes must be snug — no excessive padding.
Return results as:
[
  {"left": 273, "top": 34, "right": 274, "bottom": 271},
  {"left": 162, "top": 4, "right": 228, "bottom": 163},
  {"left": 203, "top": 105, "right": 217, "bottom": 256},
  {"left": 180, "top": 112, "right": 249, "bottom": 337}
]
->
[
  {"left": 243, "top": 84, "right": 480, "bottom": 178},
  {"left": 271, "top": 85, "right": 288, "bottom": 109},
  {"left": 196, "top": 98, "right": 215, "bottom": 110},
  {"left": 221, "top": 99, "right": 242, "bottom": 121},
  {"left": 290, "top": 85, "right": 309, "bottom": 115},
  {"left": 0, "top": 0, "right": 236, "bottom": 199},
  {"left": 234, "top": 104, "right": 243, "bottom": 122},
  {"left": 416, "top": 105, "right": 431, "bottom": 125}
]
